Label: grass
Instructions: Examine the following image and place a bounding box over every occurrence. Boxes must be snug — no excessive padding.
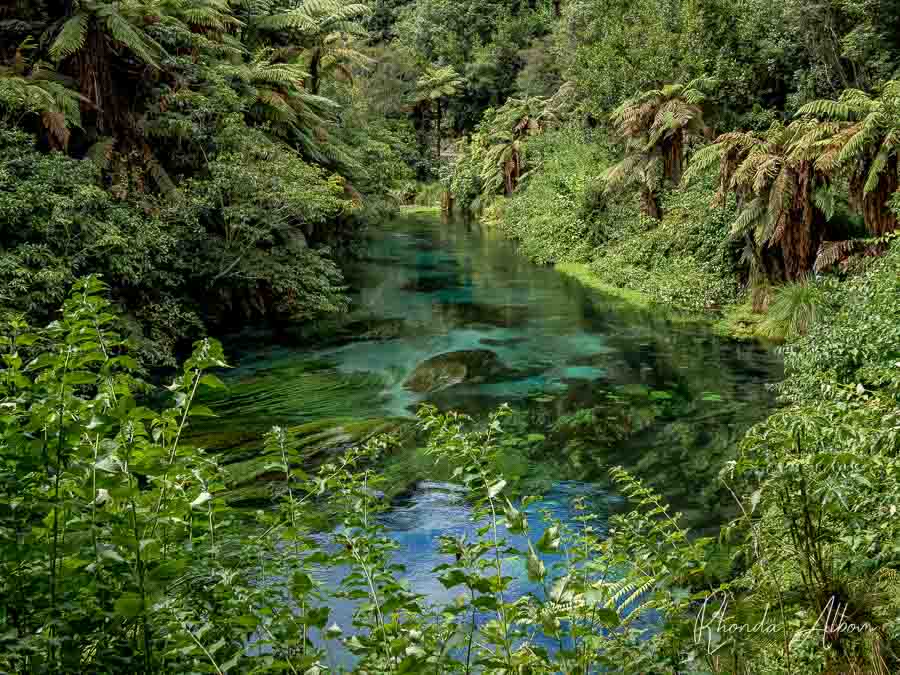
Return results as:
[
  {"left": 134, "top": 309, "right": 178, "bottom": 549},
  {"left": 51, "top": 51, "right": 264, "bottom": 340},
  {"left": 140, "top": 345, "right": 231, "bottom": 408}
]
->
[
  {"left": 556, "top": 262, "right": 658, "bottom": 310},
  {"left": 559, "top": 262, "right": 781, "bottom": 342}
]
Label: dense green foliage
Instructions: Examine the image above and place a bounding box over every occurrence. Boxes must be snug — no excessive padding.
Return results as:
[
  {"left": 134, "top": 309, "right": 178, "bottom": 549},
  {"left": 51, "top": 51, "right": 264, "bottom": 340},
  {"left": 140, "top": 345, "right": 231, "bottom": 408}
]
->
[
  {"left": 0, "top": 283, "right": 722, "bottom": 672},
  {"left": 444, "top": 0, "right": 900, "bottom": 314},
  {"left": 3, "top": 0, "right": 900, "bottom": 672},
  {"left": 3, "top": 259, "right": 898, "bottom": 672},
  {"left": 1, "top": 0, "right": 434, "bottom": 363}
]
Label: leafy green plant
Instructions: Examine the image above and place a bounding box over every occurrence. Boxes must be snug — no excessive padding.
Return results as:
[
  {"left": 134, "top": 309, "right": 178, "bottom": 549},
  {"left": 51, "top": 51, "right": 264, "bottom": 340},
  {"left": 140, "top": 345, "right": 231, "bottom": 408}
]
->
[
  {"left": 796, "top": 81, "right": 900, "bottom": 235},
  {"left": 758, "top": 278, "right": 830, "bottom": 342},
  {"left": 609, "top": 77, "right": 715, "bottom": 187}
]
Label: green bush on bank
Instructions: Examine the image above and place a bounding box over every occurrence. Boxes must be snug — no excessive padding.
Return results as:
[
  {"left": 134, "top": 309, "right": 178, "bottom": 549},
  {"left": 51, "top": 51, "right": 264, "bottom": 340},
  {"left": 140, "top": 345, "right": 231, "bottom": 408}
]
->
[
  {"left": 586, "top": 174, "right": 740, "bottom": 311},
  {"left": 495, "top": 128, "right": 613, "bottom": 265},
  {"left": 0, "top": 122, "right": 351, "bottom": 366}
]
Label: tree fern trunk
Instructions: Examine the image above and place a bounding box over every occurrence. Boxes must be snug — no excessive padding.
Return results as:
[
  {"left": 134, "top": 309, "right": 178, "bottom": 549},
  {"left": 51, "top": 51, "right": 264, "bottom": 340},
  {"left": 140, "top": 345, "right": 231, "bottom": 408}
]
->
[
  {"left": 640, "top": 187, "right": 662, "bottom": 220},
  {"left": 77, "top": 25, "right": 117, "bottom": 134},
  {"left": 664, "top": 132, "right": 684, "bottom": 186},
  {"left": 780, "top": 163, "right": 824, "bottom": 281},
  {"left": 862, "top": 155, "right": 898, "bottom": 236},
  {"left": 435, "top": 100, "right": 442, "bottom": 164},
  {"left": 310, "top": 50, "right": 321, "bottom": 95}
]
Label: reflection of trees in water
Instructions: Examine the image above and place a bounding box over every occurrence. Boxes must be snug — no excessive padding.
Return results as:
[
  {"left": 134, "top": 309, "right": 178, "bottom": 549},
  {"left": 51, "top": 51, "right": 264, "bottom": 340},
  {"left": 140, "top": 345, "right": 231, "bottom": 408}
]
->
[{"left": 504, "top": 325, "right": 781, "bottom": 529}]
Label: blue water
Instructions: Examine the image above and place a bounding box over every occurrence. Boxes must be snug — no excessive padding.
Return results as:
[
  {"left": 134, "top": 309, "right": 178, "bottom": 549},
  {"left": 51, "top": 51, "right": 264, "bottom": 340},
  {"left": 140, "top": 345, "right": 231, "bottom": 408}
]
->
[{"left": 209, "top": 212, "right": 781, "bottom": 663}]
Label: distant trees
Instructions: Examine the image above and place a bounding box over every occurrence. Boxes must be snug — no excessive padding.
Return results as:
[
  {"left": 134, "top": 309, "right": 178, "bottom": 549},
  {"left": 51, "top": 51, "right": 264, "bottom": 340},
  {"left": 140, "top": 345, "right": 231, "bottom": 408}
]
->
[{"left": 413, "top": 65, "right": 465, "bottom": 162}]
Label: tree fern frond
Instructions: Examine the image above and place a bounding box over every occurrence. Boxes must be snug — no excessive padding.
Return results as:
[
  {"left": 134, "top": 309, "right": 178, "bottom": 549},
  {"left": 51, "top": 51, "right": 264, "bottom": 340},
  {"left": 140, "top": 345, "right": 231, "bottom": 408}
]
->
[
  {"left": 105, "top": 13, "right": 162, "bottom": 66},
  {"left": 815, "top": 239, "right": 860, "bottom": 272},
  {"left": 683, "top": 143, "right": 723, "bottom": 183},
  {"left": 863, "top": 147, "right": 891, "bottom": 195},
  {"left": 813, "top": 185, "right": 836, "bottom": 220},
  {"left": 796, "top": 99, "right": 856, "bottom": 121},
  {"left": 50, "top": 13, "right": 89, "bottom": 61},
  {"left": 257, "top": 10, "right": 318, "bottom": 31},
  {"left": 87, "top": 137, "right": 116, "bottom": 169},
  {"left": 731, "top": 198, "right": 766, "bottom": 237}
]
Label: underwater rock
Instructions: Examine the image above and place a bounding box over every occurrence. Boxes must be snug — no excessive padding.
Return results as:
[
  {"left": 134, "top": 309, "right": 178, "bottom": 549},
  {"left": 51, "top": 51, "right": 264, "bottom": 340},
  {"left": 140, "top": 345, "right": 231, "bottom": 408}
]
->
[
  {"left": 431, "top": 301, "right": 531, "bottom": 328},
  {"left": 480, "top": 336, "right": 529, "bottom": 347},
  {"left": 404, "top": 349, "right": 506, "bottom": 393}
]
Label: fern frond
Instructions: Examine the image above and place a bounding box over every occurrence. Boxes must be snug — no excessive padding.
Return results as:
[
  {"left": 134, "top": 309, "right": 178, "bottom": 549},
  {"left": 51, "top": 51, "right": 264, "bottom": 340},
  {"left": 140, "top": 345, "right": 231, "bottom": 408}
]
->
[
  {"left": 815, "top": 239, "right": 859, "bottom": 272},
  {"left": 796, "top": 99, "right": 857, "bottom": 121},
  {"left": 731, "top": 198, "right": 766, "bottom": 238},
  {"left": 683, "top": 143, "right": 723, "bottom": 183},
  {"left": 257, "top": 10, "right": 318, "bottom": 31},
  {"left": 105, "top": 12, "right": 162, "bottom": 66},
  {"left": 50, "top": 13, "right": 89, "bottom": 61}
]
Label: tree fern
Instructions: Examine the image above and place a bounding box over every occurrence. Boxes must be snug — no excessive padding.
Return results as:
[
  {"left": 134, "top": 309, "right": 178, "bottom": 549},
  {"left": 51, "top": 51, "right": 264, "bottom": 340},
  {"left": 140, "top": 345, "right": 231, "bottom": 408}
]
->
[
  {"left": 256, "top": 0, "right": 371, "bottom": 94},
  {"left": 611, "top": 76, "right": 715, "bottom": 187},
  {"left": 49, "top": 13, "right": 89, "bottom": 60},
  {"left": 0, "top": 50, "right": 84, "bottom": 147},
  {"left": 104, "top": 12, "right": 162, "bottom": 67},
  {"left": 796, "top": 81, "right": 900, "bottom": 234}
]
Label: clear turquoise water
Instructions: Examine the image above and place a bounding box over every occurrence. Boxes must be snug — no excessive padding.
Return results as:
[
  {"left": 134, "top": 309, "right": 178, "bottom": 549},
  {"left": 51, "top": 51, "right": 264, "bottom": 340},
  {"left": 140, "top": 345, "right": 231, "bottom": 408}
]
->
[{"left": 209, "top": 212, "right": 781, "bottom": 656}]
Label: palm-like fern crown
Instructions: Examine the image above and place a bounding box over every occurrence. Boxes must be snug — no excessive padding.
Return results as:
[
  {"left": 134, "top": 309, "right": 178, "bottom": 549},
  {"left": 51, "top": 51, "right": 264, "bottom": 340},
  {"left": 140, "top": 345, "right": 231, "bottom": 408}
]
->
[
  {"left": 219, "top": 49, "right": 341, "bottom": 161},
  {"left": 49, "top": 0, "right": 246, "bottom": 67},
  {"left": 601, "top": 149, "right": 663, "bottom": 194},
  {"left": 489, "top": 92, "right": 569, "bottom": 139},
  {"left": 257, "top": 0, "right": 370, "bottom": 39},
  {"left": 687, "top": 120, "right": 831, "bottom": 282},
  {"left": 49, "top": 0, "right": 173, "bottom": 66},
  {"left": 257, "top": 0, "right": 373, "bottom": 90},
  {"left": 795, "top": 81, "right": 900, "bottom": 197},
  {"left": 611, "top": 76, "right": 715, "bottom": 146},
  {"left": 414, "top": 65, "right": 465, "bottom": 103},
  {"left": 477, "top": 83, "right": 574, "bottom": 194},
  {"left": 0, "top": 41, "right": 85, "bottom": 147}
]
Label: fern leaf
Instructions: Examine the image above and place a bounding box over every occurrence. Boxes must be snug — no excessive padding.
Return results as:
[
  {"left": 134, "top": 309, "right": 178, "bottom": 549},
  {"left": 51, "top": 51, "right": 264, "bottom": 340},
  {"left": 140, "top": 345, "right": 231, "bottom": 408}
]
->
[
  {"left": 731, "top": 198, "right": 766, "bottom": 238},
  {"left": 683, "top": 143, "right": 723, "bottom": 183},
  {"left": 105, "top": 13, "right": 161, "bottom": 66},
  {"left": 50, "top": 13, "right": 88, "bottom": 61},
  {"left": 796, "top": 99, "right": 856, "bottom": 121},
  {"left": 815, "top": 239, "right": 859, "bottom": 272}
]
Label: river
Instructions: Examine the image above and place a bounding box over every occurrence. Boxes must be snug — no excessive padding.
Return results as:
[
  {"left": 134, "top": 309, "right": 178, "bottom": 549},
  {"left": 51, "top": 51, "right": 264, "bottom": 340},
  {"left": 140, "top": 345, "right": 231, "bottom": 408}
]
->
[{"left": 195, "top": 210, "right": 781, "bottom": 661}]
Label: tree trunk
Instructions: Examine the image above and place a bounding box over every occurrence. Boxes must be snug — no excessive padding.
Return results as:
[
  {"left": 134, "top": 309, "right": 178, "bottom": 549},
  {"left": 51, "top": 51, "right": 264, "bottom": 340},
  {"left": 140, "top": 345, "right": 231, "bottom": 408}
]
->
[
  {"left": 435, "top": 100, "right": 442, "bottom": 164},
  {"left": 860, "top": 155, "right": 899, "bottom": 236},
  {"left": 553, "top": 0, "right": 561, "bottom": 17},
  {"left": 309, "top": 49, "right": 321, "bottom": 95},
  {"left": 77, "top": 25, "right": 118, "bottom": 134},
  {"left": 640, "top": 187, "right": 662, "bottom": 220},
  {"left": 779, "top": 164, "right": 824, "bottom": 281},
  {"left": 413, "top": 102, "right": 431, "bottom": 180},
  {"left": 664, "top": 132, "right": 684, "bottom": 186}
]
